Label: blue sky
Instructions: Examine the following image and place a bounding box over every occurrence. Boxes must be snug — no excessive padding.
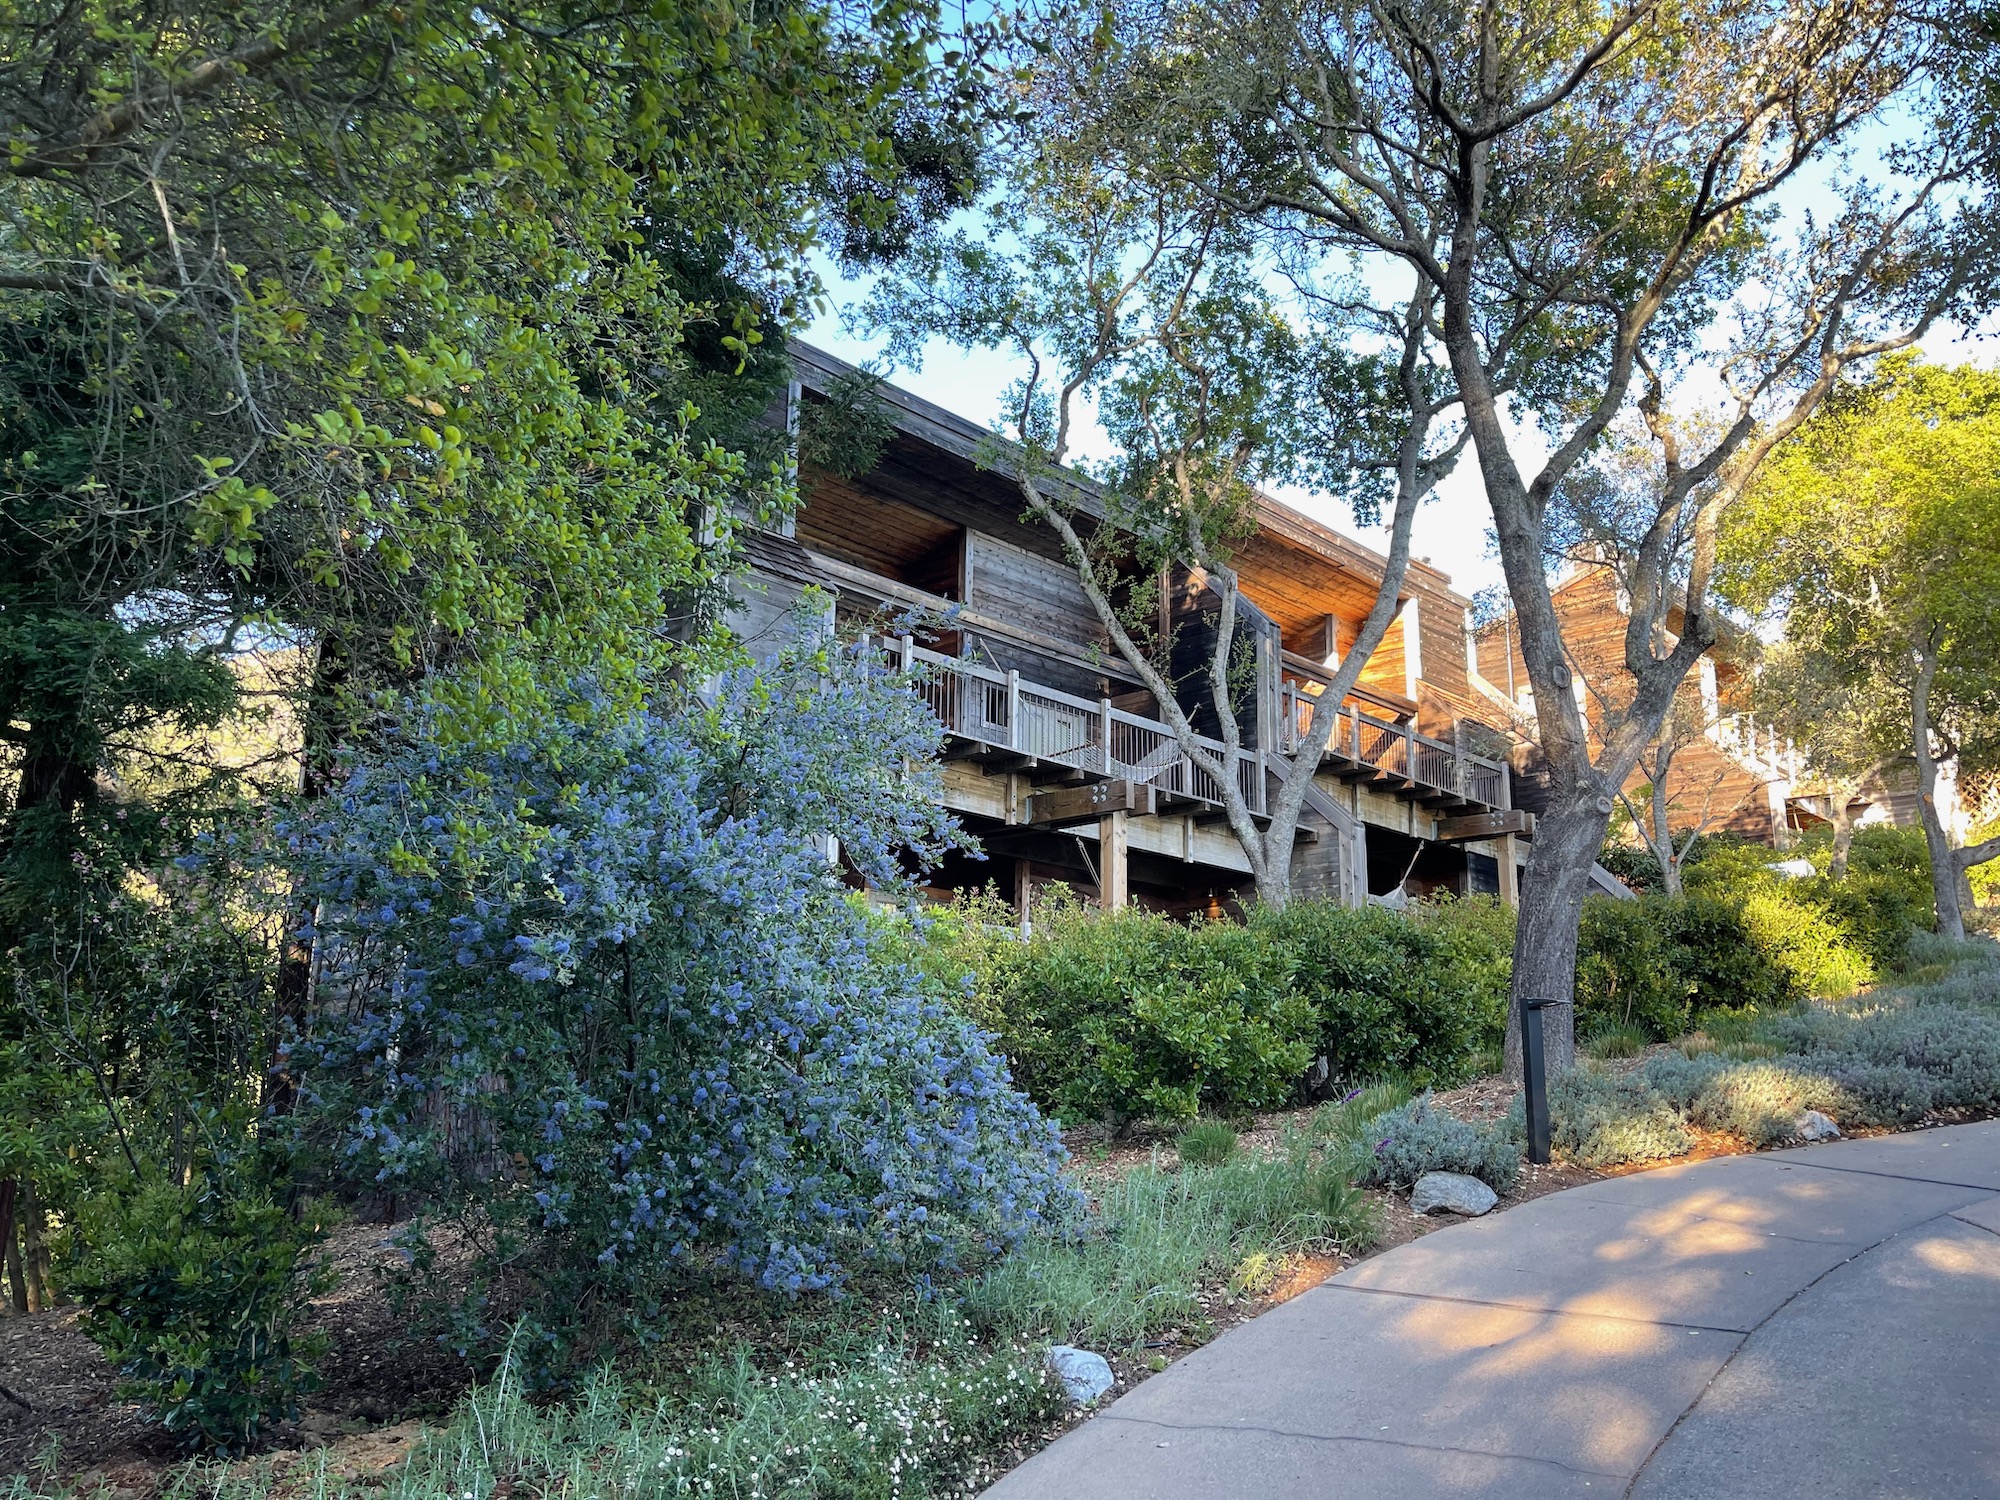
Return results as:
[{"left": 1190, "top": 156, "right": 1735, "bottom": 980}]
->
[{"left": 799, "top": 119, "right": 1997, "bottom": 601}]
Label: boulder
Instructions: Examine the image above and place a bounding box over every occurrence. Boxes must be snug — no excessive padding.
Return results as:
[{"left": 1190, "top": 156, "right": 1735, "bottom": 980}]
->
[
  {"left": 1046, "top": 1345, "right": 1115, "bottom": 1405},
  {"left": 1410, "top": 1170, "right": 1499, "bottom": 1217},
  {"left": 1797, "top": 1110, "right": 1841, "bottom": 1142}
]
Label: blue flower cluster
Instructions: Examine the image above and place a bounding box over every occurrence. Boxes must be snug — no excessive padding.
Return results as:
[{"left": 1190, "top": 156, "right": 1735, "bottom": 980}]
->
[{"left": 283, "top": 637, "right": 1073, "bottom": 1329}]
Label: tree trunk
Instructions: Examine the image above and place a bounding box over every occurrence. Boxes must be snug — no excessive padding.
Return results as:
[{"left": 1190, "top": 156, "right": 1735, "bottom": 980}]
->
[
  {"left": 1503, "top": 793, "right": 1611, "bottom": 1080},
  {"left": 1910, "top": 645, "right": 1966, "bottom": 941},
  {"left": 1252, "top": 861, "right": 1292, "bottom": 911},
  {"left": 267, "top": 641, "right": 354, "bottom": 1115},
  {"left": 1660, "top": 851, "right": 1683, "bottom": 897},
  {"left": 0, "top": 722, "right": 99, "bottom": 942},
  {"left": 1829, "top": 794, "right": 1857, "bottom": 879},
  {"left": 0, "top": 1181, "right": 14, "bottom": 1316},
  {"left": 3, "top": 1216, "right": 24, "bottom": 1316},
  {"left": 17, "top": 1181, "right": 49, "bottom": 1312}
]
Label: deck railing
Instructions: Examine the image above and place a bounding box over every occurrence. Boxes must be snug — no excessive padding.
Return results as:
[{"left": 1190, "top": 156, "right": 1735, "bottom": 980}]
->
[
  {"left": 871, "top": 634, "right": 1267, "bottom": 815},
  {"left": 1709, "top": 713, "right": 1802, "bottom": 781},
  {"left": 1279, "top": 669, "right": 1507, "bottom": 808},
  {"left": 876, "top": 633, "right": 1513, "bottom": 818}
]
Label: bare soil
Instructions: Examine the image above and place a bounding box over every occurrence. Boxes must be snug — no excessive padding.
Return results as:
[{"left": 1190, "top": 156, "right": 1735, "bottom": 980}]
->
[{"left": 0, "top": 1224, "right": 475, "bottom": 1486}]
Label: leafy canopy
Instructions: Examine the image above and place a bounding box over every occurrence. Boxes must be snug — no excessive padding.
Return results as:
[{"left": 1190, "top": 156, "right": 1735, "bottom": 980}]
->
[{"left": 1722, "top": 358, "right": 2000, "bottom": 784}]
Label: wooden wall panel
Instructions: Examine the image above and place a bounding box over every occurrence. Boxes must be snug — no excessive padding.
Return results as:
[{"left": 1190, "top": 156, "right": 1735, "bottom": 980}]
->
[
  {"left": 1356, "top": 614, "right": 1408, "bottom": 700},
  {"left": 966, "top": 532, "right": 1108, "bottom": 651},
  {"left": 1410, "top": 578, "right": 1471, "bottom": 697},
  {"left": 1471, "top": 567, "right": 1787, "bottom": 843}
]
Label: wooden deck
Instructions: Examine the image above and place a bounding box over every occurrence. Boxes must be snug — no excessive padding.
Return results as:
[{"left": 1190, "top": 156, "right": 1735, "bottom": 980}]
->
[
  {"left": 872, "top": 635, "right": 1509, "bottom": 819},
  {"left": 1280, "top": 656, "right": 1507, "bottom": 810}
]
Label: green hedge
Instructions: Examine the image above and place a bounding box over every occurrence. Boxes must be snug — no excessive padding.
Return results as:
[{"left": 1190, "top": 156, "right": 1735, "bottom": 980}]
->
[
  {"left": 923, "top": 893, "right": 1512, "bottom": 1127},
  {"left": 1578, "top": 830, "right": 1933, "bottom": 1041}
]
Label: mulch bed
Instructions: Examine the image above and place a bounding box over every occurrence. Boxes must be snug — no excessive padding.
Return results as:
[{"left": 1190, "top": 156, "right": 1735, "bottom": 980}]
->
[{"left": 0, "top": 1223, "right": 475, "bottom": 1486}]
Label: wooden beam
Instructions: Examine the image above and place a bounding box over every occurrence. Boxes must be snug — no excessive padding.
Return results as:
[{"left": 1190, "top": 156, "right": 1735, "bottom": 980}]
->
[
  {"left": 1497, "top": 831, "right": 1520, "bottom": 909},
  {"left": 1026, "top": 779, "right": 1158, "bottom": 827},
  {"left": 1099, "top": 810, "right": 1129, "bottom": 910},
  {"left": 1435, "top": 809, "right": 1535, "bottom": 842}
]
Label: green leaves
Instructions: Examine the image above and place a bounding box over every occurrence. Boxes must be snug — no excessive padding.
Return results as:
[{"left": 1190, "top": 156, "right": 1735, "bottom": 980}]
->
[
  {"left": 69, "top": 1165, "right": 335, "bottom": 1453},
  {"left": 3, "top": 0, "right": 987, "bottom": 757},
  {"left": 1722, "top": 358, "right": 2000, "bottom": 786}
]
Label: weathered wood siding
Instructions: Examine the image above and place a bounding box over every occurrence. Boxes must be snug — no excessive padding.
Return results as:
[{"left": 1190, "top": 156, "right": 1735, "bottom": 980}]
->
[
  {"left": 1473, "top": 566, "right": 1782, "bottom": 841},
  {"left": 965, "top": 532, "right": 1108, "bottom": 653}
]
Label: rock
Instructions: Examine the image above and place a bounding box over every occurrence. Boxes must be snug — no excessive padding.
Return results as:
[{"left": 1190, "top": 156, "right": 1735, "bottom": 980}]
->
[
  {"left": 1797, "top": 1110, "right": 1841, "bottom": 1142},
  {"left": 1410, "top": 1170, "right": 1499, "bottom": 1217},
  {"left": 1046, "top": 1345, "right": 1115, "bottom": 1405}
]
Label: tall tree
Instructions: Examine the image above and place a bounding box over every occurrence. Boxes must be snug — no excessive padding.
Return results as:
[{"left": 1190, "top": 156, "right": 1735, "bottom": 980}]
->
[
  {"left": 1737, "top": 638, "right": 1903, "bottom": 879},
  {"left": 1723, "top": 359, "right": 2000, "bottom": 937},
  {"left": 1045, "top": 0, "right": 1998, "bottom": 1069},
  {"left": 865, "top": 144, "right": 1469, "bottom": 906},
  {"left": 1618, "top": 703, "right": 1734, "bottom": 898},
  {"left": 0, "top": 0, "right": 987, "bottom": 1237}
]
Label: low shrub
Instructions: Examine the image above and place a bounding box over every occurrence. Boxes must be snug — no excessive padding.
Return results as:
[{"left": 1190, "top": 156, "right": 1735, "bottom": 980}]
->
[
  {"left": 1634, "top": 1049, "right": 1732, "bottom": 1109},
  {"left": 1582, "top": 1021, "right": 1649, "bottom": 1060},
  {"left": 1737, "top": 888, "right": 1871, "bottom": 1000},
  {"left": 1812, "top": 1058, "right": 1937, "bottom": 1126},
  {"left": 1543, "top": 940, "right": 2000, "bottom": 1163},
  {"left": 1577, "top": 879, "right": 1876, "bottom": 1043},
  {"left": 956, "top": 903, "right": 1316, "bottom": 1126},
  {"left": 1410, "top": 896, "right": 1516, "bottom": 1053},
  {"left": 66, "top": 1167, "right": 333, "bottom": 1453},
  {"left": 1249, "top": 900, "right": 1501, "bottom": 1085},
  {"left": 937, "top": 896, "right": 1503, "bottom": 1128},
  {"left": 1542, "top": 1066, "right": 1695, "bottom": 1169},
  {"left": 1686, "top": 1062, "right": 1852, "bottom": 1146},
  {"left": 1764, "top": 1001, "right": 2000, "bottom": 1113},
  {"left": 1904, "top": 930, "right": 2000, "bottom": 972},
  {"left": 1663, "top": 891, "right": 1797, "bottom": 1013},
  {"left": 1354, "top": 1095, "right": 1520, "bottom": 1192},
  {"left": 1175, "top": 1119, "right": 1239, "bottom": 1167},
  {"left": 1574, "top": 897, "right": 1695, "bottom": 1039}
]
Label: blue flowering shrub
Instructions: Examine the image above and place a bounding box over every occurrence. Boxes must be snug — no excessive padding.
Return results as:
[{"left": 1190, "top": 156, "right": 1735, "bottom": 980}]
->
[{"left": 281, "top": 636, "right": 1071, "bottom": 1362}]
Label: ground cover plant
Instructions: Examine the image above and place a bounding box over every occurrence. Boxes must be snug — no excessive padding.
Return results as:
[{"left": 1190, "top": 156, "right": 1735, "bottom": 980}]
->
[
  {"left": 962, "top": 1095, "right": 1397, "bottom": 1353},
  {"left": 1352, "top": 1095, "right": 1520, "bottom": 1193},
  {"left": 1545, "top": 937, "right": 2000, "bottom": 1167}
]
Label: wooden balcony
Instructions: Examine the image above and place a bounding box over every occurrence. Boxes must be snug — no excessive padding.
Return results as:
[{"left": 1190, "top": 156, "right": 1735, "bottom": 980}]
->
[
  {"left": 870, "top": 635, "right": 1510, "bottom": 822},
  {"left": 1279, "top": 656, "right": 1508, "bottom": 810},
  {"left": 868, "top": 633, "right": 1269, "bottom": 816}
]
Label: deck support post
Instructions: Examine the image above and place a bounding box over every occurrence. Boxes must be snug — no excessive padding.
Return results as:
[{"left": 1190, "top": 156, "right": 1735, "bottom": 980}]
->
[
  {"left": 1099, "top": 810, "right": 1129, "bottom": 911},
  {"left": 1497, "top": 833, "right": 1520, "bottom": 908}
]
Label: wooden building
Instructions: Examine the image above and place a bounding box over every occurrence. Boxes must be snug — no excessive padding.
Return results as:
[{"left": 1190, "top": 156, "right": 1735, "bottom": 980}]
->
[
  {"left": 1469, "top": 563, "right": 1802, "bottom": 846},
  {"left": 731, "top": 345, "right": 1534, "bottom": 916}
]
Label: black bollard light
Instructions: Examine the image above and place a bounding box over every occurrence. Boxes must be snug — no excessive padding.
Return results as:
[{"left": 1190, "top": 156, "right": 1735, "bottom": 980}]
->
[{"left": 1520, "top": 996, "right": 1567, "bottom": 1166}]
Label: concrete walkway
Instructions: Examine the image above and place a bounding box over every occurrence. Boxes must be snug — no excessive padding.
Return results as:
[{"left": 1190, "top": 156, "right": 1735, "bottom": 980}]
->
[{"left": 987, "top": 1120, "right": 2000, "bottom": 1500}]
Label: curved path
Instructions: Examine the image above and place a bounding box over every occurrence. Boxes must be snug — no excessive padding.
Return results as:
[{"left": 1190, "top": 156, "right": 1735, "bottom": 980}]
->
[{"left": 986, "top": 1120, "right": 2000, "bottom": 1500}]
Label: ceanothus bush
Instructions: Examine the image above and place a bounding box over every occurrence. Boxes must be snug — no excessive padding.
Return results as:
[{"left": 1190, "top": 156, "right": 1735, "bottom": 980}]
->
[{"left": 277, "top": 634, "right": 1073, "bottom": 1351}]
